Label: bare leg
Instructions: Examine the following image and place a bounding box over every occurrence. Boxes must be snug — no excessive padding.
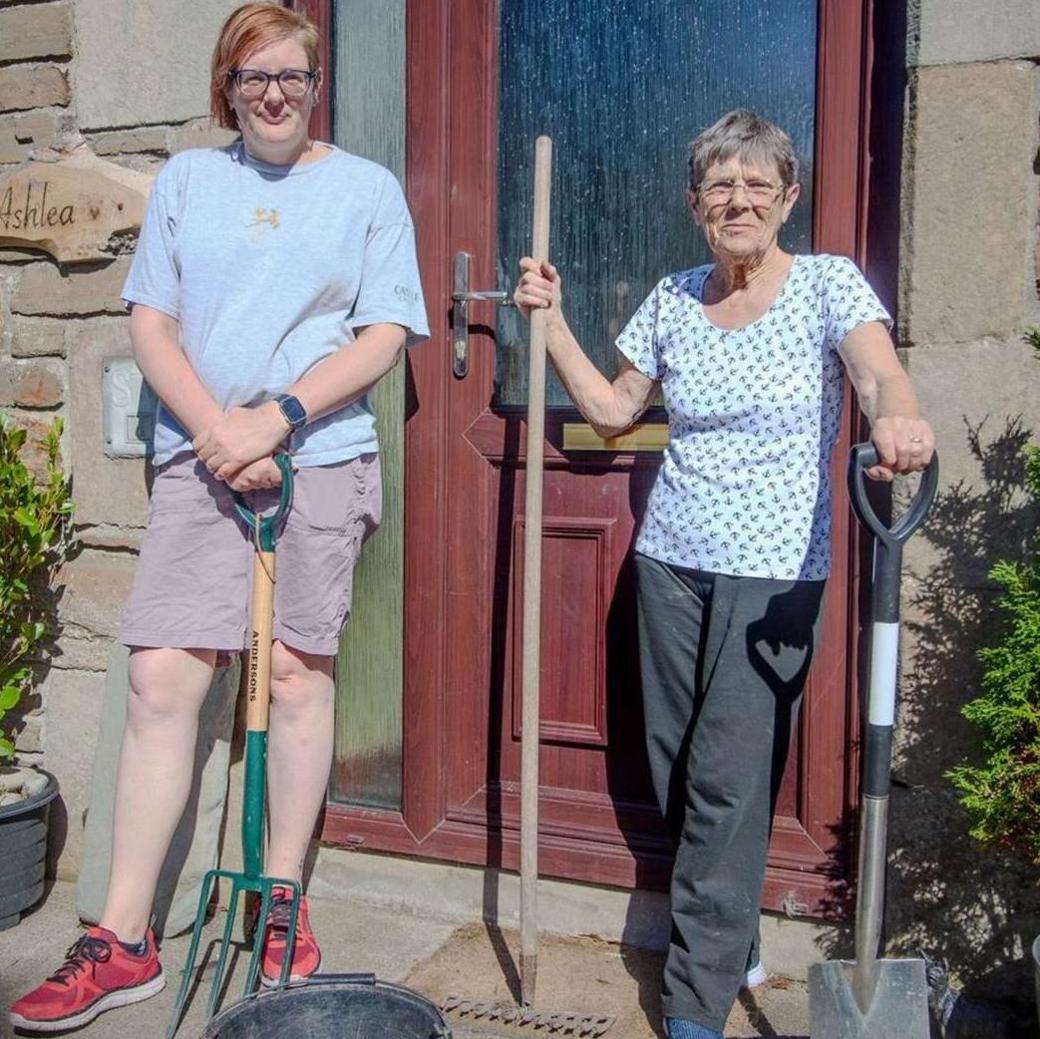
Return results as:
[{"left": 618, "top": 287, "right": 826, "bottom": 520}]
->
[
  {"left": 98, "top": 647, "right": 215, "bottom": 942},
  {"left": 265, "top": 642, "right": 335, "bottom": 882}
]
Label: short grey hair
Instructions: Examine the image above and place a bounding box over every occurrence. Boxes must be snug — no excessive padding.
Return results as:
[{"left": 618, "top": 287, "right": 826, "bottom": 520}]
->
[{"left": 687, "top": 110, "right": 799, "bottom": 192}]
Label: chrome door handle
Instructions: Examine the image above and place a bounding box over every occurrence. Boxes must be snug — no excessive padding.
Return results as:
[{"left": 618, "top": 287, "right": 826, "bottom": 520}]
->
[{"left": 452, "top": 251, "right": 513, "bottom": 378}]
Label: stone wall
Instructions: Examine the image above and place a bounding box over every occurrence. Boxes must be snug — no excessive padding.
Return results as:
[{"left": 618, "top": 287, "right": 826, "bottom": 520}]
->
[
  {"left": 890, "top": 0, "right": 1040, "bottom": 999},
  {"left": 0, "top": 0, "right": 237, "bottom": 877}
]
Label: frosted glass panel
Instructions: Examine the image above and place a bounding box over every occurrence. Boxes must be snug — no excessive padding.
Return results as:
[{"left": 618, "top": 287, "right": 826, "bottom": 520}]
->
[
  {"left": 496, "top": 0, "right": 818, "bottom": 405},
  {"left": 329, "top": 0, "right": 406, "bottom": 811}
]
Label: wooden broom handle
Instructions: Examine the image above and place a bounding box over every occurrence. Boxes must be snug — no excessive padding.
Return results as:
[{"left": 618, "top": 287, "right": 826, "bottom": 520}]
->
[{"left": 520, "top": 134, "right": 552, "bottom": 1005}]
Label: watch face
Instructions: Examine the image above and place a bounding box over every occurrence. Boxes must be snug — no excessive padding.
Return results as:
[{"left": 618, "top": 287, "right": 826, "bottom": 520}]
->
[{"left": 277, "top": 394, "right": 307, "bottom": 430}]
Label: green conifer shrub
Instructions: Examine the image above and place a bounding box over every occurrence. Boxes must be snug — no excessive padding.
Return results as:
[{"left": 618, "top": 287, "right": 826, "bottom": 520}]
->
[{"left": 947, "top": 329, "right": 1040, "bottom": 863}]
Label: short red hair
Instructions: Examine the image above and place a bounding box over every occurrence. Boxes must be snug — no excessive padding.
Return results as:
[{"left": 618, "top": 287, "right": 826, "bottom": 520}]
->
[{"left": 210, "top": 3, "right": 320, "bottom": 129}]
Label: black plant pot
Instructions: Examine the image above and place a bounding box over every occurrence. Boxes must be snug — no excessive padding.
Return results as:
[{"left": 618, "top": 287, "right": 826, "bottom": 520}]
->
[
  {"left": 1033, "top": 935, "right": 1039, "bottom": 1035},
  {"left": 0, "top": 768, "right": 58, "bottom": 930}
]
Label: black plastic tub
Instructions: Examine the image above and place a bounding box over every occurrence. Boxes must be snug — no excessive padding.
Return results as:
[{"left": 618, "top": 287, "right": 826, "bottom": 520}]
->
[
  {"left": 201, "top": 975, "right": 451, "bottom": 1038},
  {"left": 0, "top": 768, "right": 58, "bottom": 931}
]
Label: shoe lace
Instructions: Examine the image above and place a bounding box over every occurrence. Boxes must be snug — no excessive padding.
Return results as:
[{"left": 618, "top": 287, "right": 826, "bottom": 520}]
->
[
  {"left": 264, "top": 892, "right": 298, "bottom": 937},
  {"left": 48, "top": 935, "right": 112, "bottom": 986}
]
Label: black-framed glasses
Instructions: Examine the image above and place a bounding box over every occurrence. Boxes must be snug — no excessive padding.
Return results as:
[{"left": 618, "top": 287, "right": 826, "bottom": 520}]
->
[{"left": 228, "top": 68, "right": 318, "bottom": 99}]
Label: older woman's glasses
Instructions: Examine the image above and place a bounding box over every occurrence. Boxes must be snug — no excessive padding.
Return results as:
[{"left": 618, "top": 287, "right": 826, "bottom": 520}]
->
[
  {"left": 229, "top": 68, "right": 317, "bottom": 99},
  {"left": 698, "top": 178, "right": 783, "bottom": 205}
]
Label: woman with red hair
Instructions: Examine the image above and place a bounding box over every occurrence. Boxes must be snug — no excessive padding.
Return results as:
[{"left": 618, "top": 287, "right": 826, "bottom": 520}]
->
[{"left": 10, "top": 4, "right": 427, "bottom": 1032}]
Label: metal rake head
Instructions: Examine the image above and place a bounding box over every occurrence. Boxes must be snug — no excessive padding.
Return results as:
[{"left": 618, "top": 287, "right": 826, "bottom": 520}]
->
[{"left": 442, "top": 994, "right": 615, "bottom": 1036}]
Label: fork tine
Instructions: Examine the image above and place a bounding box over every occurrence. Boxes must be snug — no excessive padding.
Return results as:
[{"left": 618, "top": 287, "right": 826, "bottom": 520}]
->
[
  {"left": 167, "top": 869, "right": 217, "bottom": 1038},
  {"left": 242, "top": 884, "right": 270, "bottom": 995},
  {"left": 277, "top": 882, "right": 302, "bottom": 988},
  {"left": 207, "top": 877, "right": 241, "bottom": 1018}
]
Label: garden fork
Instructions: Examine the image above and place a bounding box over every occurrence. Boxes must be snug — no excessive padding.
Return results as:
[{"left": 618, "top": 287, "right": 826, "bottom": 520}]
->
[{"left": 168, "top": 453, "right": 301, "bottom": 1037}]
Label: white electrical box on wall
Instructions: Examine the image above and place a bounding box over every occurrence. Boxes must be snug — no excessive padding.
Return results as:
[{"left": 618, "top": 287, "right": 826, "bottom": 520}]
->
[{"left": 102, "top": 357, "right": 156, "bottom": 458}]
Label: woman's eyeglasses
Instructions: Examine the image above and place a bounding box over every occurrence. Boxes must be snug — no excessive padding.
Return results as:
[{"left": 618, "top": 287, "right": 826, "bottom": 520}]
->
[
  {"left": 228, "top": 68, "right": 317, "bottom": 99},
  {"left": 698, "top": 178, "right": 784, "bottom": 205}
]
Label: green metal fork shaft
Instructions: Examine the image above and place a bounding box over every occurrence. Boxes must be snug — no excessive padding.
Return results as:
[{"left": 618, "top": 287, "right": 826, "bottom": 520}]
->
[{"left": 242, "top": 729, "right": 266, "bottom": 882}]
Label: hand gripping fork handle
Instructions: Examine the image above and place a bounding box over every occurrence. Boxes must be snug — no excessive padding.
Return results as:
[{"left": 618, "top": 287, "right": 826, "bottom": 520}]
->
[
  {"left": 808, "top": 443, "right": 938, "bottom": 1039},
  {"left": 168, "top": 453, "right": 301, "bottom": 1037}
]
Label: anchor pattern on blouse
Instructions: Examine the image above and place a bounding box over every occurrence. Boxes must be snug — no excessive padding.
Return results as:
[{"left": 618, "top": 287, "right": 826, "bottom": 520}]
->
[{"left": 616, "top": 254, "right": 890, "bottom": 581}]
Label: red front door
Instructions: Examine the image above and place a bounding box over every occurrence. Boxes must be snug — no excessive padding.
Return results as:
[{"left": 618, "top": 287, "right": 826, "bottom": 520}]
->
[{"left": 324, "top": 0, "right": 874, "bottom": 916}]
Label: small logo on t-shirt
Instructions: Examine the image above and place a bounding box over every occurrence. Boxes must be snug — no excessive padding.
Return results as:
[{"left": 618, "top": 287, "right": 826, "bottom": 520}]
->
[{"left": 247, "top": 207, "right": 280, "bottom": 245}]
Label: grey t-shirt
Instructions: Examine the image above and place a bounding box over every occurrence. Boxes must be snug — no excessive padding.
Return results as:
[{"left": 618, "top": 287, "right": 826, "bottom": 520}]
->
[{"left": 123, "top": 142, "right": 429, "bottom": 467}]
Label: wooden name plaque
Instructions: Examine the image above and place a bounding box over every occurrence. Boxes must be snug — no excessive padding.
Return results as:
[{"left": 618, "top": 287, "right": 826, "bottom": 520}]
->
[{"left": 0, "top": 151, "right": 151, "bottom": 264}]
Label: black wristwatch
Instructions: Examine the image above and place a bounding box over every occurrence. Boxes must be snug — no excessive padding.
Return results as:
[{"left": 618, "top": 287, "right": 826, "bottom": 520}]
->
[{"left": 273, "top": 393, "right": 308, "bottom": 432}]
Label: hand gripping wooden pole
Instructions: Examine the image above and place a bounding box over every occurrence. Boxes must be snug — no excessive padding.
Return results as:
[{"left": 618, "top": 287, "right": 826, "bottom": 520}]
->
[{"left": 520, "top": 134, "right": 552, "bottom": 1008}]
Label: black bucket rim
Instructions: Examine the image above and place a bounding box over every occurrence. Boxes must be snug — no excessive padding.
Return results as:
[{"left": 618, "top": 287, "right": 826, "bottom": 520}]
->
[
  {"left": 0, "top": 767, "right": 59, "bottom": 821},
  {"left": 200, "top": 974, "right": 451, "bottom": 1039}
]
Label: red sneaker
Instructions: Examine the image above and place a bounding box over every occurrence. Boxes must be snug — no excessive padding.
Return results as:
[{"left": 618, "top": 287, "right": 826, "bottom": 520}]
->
[
  {"left": 9, "top": 926, "right": 164, "bottom": 1033},
  {"left": 259, "top": 887, "right": 321, "bottom": 986}
]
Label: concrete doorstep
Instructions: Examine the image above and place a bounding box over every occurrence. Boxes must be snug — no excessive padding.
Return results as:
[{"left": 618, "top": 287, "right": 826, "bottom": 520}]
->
[{"left": 0, "top": 882, "right": 810, "bottom": 1039}]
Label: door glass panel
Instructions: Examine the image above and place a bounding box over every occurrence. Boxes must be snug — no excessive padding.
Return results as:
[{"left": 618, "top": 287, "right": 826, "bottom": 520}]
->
[
  {"left": 495, "top": 0, "right": 818, "bottom": 406},
  {"left": 329, "top": 0, "right": 407, "bottom": 811}
]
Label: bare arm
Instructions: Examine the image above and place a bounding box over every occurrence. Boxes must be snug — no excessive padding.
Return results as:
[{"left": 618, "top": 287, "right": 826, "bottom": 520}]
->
[
  {"left": 514, "top": 258, "right": 657, "bottom": 437},
  {"left": 130, "top": 304, "right": 285, "bottom": 490},
  {"left": 129, "top": 304, "right": 224, "bottom": 440},
  {"left": 292, "top": 322, "right": 406, "bottom": 422},
  {"left": 839, "top": 320, "right": 935, "bottom": 481},
  {"left": 192, "top": 322, "right": 407, "bottom": 481}
]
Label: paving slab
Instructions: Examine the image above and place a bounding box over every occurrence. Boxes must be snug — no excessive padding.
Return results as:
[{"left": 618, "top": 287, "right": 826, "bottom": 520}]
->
[{"left": 0, "top": 883, "right": 810, "bottom": 1038}]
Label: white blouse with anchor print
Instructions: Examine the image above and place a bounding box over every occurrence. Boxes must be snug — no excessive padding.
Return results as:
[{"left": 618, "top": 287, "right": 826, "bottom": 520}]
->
[{"left": 616, "top": 253, "right": 890, "bottom": 581}]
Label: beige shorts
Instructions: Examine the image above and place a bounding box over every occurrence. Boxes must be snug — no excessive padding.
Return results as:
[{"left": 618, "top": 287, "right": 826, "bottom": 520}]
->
[{"left": 120, "top": 452, "right": 381, "bottom": 657}]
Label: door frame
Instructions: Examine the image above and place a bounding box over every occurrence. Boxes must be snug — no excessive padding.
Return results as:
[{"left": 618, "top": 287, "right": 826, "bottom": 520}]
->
[{"left": 300, "top": 0, "right": 899, "bottom": 919}]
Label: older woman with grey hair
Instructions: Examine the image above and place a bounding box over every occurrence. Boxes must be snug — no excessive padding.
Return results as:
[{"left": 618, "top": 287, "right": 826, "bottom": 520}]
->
[{"left": 514, "top": 109, "right": 934, "bottom": 1039}]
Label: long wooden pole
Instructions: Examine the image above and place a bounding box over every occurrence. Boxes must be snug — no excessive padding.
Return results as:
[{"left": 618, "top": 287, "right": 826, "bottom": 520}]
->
[{"left": 520, "top": 134, "right": 552, "bottom": 1008}]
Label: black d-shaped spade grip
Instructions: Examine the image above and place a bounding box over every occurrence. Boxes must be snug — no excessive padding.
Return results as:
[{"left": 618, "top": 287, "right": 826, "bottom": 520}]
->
[{"left": 848, "top": 442, "right": 938, "bottom": 623}]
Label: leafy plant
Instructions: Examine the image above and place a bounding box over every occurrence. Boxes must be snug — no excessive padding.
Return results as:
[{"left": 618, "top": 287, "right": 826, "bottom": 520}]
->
[
  {"left": 0, "top": 414, "right": 73, "bottom": 759},
  {"left": 947, "top": 328, "right": 1040, "bottom": 863}
]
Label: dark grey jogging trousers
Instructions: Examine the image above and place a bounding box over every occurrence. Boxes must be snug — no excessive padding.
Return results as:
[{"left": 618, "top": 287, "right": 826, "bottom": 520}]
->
[{"left": 635, "top": 553, "right": 826, "bottom": 1032}]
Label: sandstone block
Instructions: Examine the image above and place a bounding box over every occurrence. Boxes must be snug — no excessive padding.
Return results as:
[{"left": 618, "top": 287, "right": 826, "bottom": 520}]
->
[
  {"left": 0, "top": 64, "right": 69, "bottom": 113},
  {"left": 0, "top": 3, "right": 72, "bottom": 64},
  {"left": 901, "top": 62, "right": 1037, "bottom": 345},
  {"left": 75, "top": 0, "right": 242, "bottom": 130},
  {"left": 0, "top": 357, "right": 64, "bottom": 407},
  {"left": 913, "top": 0, "right": 1040, "bottom": 66},
  {"left": 42, "top": 667, "right": 105, "bottom": 879},
  {"left": 65, "top": 318, "right": 151, "bottom": 529},
  {"left": 12, "top": 257, "right": 130, "bottom": 316},
  {"left": 898, "top": 337, "right": 1040, "bottom": 792},
  {"left": 0, "top": 110, "right": 59, "bottom": 164},
  {"left": 2, "top": 409, "right": 64, "bottom": 480},
  {"left": 904, "top": 336, "right": 1040, "bottom": 487},
  {"left": 88, "top": 126, "right": 169, "bottom": 157},
  {"left": 10, "top": 317, "right": 66, "bottom": 357},
  {"left": 55, "top": 549, "right": 135, "bottom": 646},
  {"left": 14, "top": 712, "right": 43, "bottom": 754},
  {"left": 76, "top": 524, "right": 143, "bottom": 552},
  {"left": 167, "top": 118, "right": 237, "bottom": 154}
]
